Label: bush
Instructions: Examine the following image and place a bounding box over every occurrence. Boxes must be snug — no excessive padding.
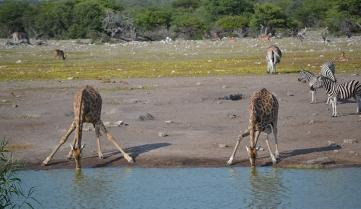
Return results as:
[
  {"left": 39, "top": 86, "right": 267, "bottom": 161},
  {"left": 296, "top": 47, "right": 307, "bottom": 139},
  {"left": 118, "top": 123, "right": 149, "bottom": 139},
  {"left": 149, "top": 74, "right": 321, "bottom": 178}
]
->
[
  {"left": 135, "top": 8, "right": 172, "bottom": 31},
  {"left": 171, "top": 14, "right": 207, "bottom": 39},
  {"left": 0, "top": 139, "right": 38, "bottom": 208},
  {"left": 216, "top": 15, "right": 248, "bottom": 31}
]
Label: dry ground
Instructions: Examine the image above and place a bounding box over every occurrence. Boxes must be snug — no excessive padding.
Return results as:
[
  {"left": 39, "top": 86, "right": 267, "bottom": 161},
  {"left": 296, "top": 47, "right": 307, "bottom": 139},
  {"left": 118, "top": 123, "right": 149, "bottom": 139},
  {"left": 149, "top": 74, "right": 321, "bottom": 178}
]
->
[{"left": 1, "top": 74, "right": 361, "bottom": 169}]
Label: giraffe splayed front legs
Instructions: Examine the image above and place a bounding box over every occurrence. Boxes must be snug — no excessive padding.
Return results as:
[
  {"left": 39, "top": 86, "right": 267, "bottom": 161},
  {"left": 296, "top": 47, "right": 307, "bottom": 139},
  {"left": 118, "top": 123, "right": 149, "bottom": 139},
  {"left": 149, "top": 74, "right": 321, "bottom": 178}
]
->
[
  {"left": 42, "top": 86, "right": 134, "bottom": 169},
  {"left": 227, "top": 88, "right": 279, "bottom": 166}
]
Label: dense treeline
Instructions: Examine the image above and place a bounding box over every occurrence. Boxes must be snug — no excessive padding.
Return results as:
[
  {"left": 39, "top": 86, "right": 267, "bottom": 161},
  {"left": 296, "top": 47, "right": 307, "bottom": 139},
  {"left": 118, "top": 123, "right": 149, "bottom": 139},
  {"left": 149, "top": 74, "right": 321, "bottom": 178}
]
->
[{"left": 0, "top": 0, "right": 360, "bottom": 41}]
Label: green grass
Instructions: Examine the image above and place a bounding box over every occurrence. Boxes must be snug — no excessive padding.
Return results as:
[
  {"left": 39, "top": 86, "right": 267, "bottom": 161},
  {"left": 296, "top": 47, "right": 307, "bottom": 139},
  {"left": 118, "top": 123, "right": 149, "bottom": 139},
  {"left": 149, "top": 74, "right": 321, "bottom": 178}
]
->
[{"left": 1, "top": 35, "right": 361, "bottom": 81}]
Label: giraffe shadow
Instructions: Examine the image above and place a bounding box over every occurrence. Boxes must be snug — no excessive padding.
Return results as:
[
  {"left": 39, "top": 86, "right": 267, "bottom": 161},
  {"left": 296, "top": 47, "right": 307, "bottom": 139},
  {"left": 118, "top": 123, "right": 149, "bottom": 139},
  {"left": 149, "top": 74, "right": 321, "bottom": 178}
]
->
[
  {"left": 92, "top": 143, "right": 171, "bottom": 167},
  {"left": 278, "top": 145, "right": 341, "bottom": 161},
  {"left": 256, "top": 145, "right": 341, "bottom": 166}
]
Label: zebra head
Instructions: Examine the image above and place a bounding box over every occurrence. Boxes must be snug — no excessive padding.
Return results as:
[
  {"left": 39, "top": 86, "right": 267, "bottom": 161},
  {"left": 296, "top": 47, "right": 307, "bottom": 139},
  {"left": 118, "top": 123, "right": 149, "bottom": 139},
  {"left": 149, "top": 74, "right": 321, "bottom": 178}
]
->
[
  {"left": 310, "top": 75, "right": 323, "bottom": 90},
  {"left": 298, "top": 70, "right": 309, "bottom": 83}
]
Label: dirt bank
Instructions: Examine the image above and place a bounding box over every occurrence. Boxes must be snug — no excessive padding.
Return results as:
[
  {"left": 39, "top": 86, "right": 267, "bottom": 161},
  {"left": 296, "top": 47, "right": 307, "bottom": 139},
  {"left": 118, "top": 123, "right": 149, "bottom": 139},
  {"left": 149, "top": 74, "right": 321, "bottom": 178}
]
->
[{"left": 1, "top": 74, "right": 361, "bottom": 169}]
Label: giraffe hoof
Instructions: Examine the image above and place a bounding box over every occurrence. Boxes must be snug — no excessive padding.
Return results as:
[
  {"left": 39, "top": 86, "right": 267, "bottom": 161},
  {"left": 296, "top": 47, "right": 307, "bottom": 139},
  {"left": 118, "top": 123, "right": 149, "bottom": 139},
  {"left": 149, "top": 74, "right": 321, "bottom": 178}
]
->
[
  {"left": 42, "top": 158, "right": 50, "bottom": 166},
  {"left": 127, "top": 156, "right": 135, "bottom": 163},
  {"left": 226, "top": 157, "right": 234, "bottom": 166},
  {"left": 98, "top": 154, "right": 104, "bottom": 159}
]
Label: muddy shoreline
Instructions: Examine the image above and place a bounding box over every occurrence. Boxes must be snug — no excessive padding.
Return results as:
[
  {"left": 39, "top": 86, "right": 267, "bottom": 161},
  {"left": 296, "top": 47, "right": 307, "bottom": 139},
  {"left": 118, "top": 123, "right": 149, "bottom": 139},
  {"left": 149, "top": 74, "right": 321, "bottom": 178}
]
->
[{"left": 1, "top": 75, "right": 361, "bottom": 170}]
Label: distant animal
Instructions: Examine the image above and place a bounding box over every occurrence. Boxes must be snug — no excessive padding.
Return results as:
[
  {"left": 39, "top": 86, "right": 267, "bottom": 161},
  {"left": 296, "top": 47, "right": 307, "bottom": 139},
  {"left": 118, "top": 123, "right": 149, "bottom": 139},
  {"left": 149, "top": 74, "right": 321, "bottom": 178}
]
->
[
  {"left": 258, "top": 34, "right": 272, "bottom": 42},
  {"left": 311, "top": 76, "right": 361, "bottom": 117},
  {"left": 298, "top": 70, "right": 322, "bottom": 103},
  {"left": 42, "top": 85, "right": 134, "bottom": 169},
  {"left": 227, "top": 88, "right": 279, "bottom": 166},
  {"left": 55, "top": 49, "right": 66, "bottom": 60},
  {"left": 338, "top": 51, "right": 348, "bottom": 62},
  {"left": 266, "top": 45, "right": 282, "bottom": 74},
  {"left": 11, "top": 32, "right": 30, "bottom": 44},
  {"left": 321, "top": 27, "right": 329, "bottom": 44},
  {"left": 296, "top": 27, "right": 307, "bottom": 42},
  {"left": 258, "top": 24, "right": 272, "bottom": 42}
]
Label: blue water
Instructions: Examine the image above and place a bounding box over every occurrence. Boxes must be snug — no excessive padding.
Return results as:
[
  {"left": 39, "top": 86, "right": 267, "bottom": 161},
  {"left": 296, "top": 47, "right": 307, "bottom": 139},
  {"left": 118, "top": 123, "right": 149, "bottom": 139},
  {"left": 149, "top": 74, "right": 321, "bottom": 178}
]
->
[{"left": 18, "top": 167, "right": 361, "bottom": 209}]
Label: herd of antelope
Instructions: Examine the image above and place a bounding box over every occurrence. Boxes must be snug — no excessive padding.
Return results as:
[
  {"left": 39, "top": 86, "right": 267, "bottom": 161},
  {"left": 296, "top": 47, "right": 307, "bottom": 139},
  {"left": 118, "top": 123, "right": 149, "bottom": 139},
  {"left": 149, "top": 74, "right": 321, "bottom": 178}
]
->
[{"left": 8, "top": 30, "right": 357, "bottom": 169}]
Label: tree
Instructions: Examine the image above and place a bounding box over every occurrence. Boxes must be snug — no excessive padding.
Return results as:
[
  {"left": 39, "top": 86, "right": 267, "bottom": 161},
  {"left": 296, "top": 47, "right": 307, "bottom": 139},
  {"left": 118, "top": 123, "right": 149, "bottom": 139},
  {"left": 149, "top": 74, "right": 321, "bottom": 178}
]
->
[
  {"left": 135, "top": 8, "right": 172, "bottom": 31},
  {"left": 0, "top": 0, "right": 32, "bottom": 37},
  {"left": 68, "top": 1, "right": 106, "bottom": 38},
  {"left": 172, "top": 0, "right": 201, "bottom": 10},
  {"left": 171, "top": 14, "right": 207, "bottom": 39},
  {"left": 215, "top": 15, "right": 249, "bottom": 37},
  {"left": 205, "top": 0, "right": 254, "bottom": 19},
  {"left": 250, "top": 3, "right": 288, "bottom": 32}
]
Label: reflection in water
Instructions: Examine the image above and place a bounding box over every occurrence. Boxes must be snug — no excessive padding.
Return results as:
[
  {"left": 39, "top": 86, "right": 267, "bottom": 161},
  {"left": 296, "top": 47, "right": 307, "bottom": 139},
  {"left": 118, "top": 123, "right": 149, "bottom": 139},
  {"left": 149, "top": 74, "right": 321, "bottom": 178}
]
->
[
  {"left": 247, "top": 167, "right": 289, "bottom": 208},
  {"left": 70, "top": 168, "right": 132, "bottom": 209},
  {"left": 18, "top": 167, "right": 361, "bottom": 209}
]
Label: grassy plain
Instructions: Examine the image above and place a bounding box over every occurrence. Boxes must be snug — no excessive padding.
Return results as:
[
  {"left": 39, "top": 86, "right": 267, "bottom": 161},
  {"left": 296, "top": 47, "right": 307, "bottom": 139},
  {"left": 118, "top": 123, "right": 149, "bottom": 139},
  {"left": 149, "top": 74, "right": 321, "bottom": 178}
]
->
[{"left": 0, "top": 31, "right": 361, "bottom": 81}]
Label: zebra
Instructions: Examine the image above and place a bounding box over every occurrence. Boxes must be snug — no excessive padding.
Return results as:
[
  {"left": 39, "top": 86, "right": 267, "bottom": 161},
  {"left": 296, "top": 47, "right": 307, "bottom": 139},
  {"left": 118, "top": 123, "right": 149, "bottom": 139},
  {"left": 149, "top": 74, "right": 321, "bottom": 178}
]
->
[
  {"left": 266, "top": 45, "right": 282, "bottom": 74},
  {"left": 298, "top": 70, "right": 322, "bottom": 103},
  {"left": 311, "top": 75, "right": 361, "bottom": 117},
  {"left": 320, "top": 61, "right": 336, "bottom": 82}
]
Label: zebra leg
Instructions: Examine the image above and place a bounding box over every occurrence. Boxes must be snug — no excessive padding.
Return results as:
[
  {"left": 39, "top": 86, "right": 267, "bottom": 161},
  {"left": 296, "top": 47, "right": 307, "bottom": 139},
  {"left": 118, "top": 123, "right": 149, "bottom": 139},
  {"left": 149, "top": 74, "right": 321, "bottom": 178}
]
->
[
  {"left": 331, "top": 97, "right": 337, "bottom": 117},
  {"left": 310, "top": 90, "right": 315, "bottom": 103},
  {"left": 356, "top": 95, "right": 361, "bottom": 113}
]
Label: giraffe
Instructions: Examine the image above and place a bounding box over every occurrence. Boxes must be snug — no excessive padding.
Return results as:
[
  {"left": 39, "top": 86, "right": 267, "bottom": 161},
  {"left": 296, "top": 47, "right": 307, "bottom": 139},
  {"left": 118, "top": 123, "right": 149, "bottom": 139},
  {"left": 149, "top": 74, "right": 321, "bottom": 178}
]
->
[
  {"left": 42, "top": 85, "right": 134, "bottom": 169},
  {"left": 54, "top": 49, "right": 66, "bottom": 60},
  {"left": 266, "top": 45, "right": 282, "bottom": 74},
  {"left": 227, "top": 88, "right": 279, "bottom": 167}
]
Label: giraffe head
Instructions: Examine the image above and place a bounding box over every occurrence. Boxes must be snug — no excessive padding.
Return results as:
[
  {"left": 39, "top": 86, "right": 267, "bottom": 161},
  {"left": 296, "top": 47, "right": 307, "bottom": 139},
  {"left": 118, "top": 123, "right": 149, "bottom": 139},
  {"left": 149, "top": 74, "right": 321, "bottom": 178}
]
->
[
  {"left": 69, "top": 144, "right": 85, "bottom": 170},
  {"left": 246, "top": 145, "right": 257, "bottom": 167}
]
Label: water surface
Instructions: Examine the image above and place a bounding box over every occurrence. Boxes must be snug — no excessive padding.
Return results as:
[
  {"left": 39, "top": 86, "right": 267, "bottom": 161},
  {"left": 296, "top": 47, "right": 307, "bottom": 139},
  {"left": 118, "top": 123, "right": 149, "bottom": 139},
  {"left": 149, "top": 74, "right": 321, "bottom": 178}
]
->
[{"left": 19, "top": 167, "right": 361, "bottom": 209}]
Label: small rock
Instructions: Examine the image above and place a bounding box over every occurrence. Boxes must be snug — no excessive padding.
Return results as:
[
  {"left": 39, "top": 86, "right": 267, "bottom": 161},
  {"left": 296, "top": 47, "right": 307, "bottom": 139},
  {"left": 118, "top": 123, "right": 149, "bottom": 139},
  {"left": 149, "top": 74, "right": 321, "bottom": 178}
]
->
[
  {"left": 334, "top": 150, "right": 339, "bottom": 153},
  {"left": 138, "top": 113, "right": 154, "bottom": 121},
  {"left": 343, "top": 139, "right": 358, "bottom": 144},
  {"left": 308, "top": 119, "right": 314, "bottom": 124},
  {"left": 312, "top": 113, "right": 318, "bottom": 116},
  {"left": 222, "top": 85, "right": 228, "bottom": 89},
  {"left": 126, "top": 98, "right": 141, "bottom": 104},
  {"left": 158, "top": 132, "right": 168, "bottom": 137},
  {"left": 165, "top": 120, "right": 174, "bottom": 124},
  {"left": 1, "top": 99, "right": 9, "bottom": 103},
  {"left": 218, "top": 144, "right": 228, "bottom": 148},
  {"left": 67, "top": 77, "right": 74, "bottom": 80},
  {"left": 12, "top": 104, "right": 18, "bottom": 108},
  {"left": 306, "top": 131, "right": 311, "bottom": 135},
  {"left": 196, "top": 82, "right": 202, "bottom": 86},
  {"left": 287, "top": 91, "right": 294, "bottom": 96},
  {"left": 227, "top": 113, "right": 237, "bottom": 119},
  {"left": 113, "top": 120, "right": 124, "bottom": 126},
  {"left": 16, "top": 60, "right": 22, "bottom": 64},
  {"left": 349, "top": 150, "right": 356, "bottom": 155}
]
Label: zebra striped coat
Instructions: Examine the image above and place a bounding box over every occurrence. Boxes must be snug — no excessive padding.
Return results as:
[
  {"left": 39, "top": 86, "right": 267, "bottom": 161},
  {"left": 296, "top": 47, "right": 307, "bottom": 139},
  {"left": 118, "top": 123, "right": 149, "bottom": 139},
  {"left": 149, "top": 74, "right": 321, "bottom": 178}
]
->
[
  {"left": 314, "top": 76, "right": 361, "bottom": 117},
  {"left": 320, "top": 61, "right": 336, "bottom": 82},
  {"left": 298, "top": 70, "right": 321, "bottom": 103}
]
